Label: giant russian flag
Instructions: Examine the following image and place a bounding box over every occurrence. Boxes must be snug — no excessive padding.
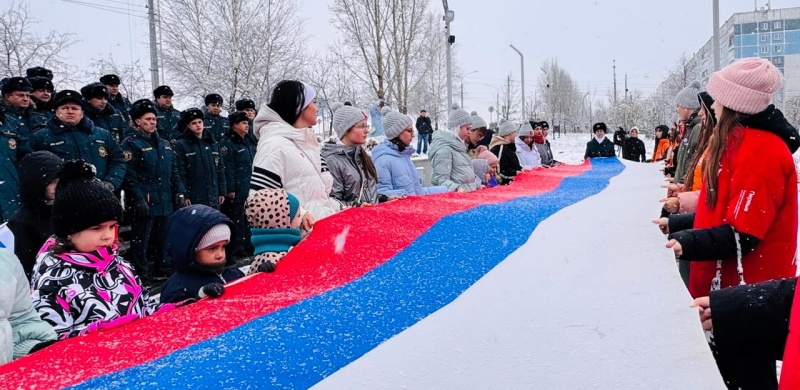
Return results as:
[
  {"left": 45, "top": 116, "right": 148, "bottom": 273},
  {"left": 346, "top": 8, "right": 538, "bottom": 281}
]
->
[{"left": 0, "top": 159, "right": 723, "bottom": 389}]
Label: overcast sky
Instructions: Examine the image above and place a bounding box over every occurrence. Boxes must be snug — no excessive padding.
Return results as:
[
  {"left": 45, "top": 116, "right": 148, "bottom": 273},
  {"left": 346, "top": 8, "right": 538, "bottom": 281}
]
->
[{"left": 26, "top": 0, "right": 795, "bottom": 120}]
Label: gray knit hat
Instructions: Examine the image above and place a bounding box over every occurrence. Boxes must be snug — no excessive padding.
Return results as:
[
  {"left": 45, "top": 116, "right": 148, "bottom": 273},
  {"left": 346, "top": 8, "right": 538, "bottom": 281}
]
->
[
  {"left": 518, "top": 121, "right": 533, "bottom": 137},
  {"left": 447, "top": 103, "right": 472, "bottom": 131},
  {"left": 470, "top": 111, "right": 487, "bottom": 129},
  {"left": 673, "top": 80, "right": 702, "bottom": 109},
  {"left": 497, "top": 121, "right": 518, "bottom": 137},
  {"left": 383, "top": 108, "right": 413, "bottom": 140},
  {"left": 332, "top": 103, "right": 368, "bottom": 139}
]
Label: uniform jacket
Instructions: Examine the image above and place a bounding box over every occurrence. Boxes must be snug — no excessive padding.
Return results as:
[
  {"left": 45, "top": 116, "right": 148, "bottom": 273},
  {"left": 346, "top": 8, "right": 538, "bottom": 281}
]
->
[
  {"left": 160, "top": 205, "right": 244, "bottom": 303},
  {"left": 30, "top": 239, "right": 175, "bottom": 339},
  {"left": 28, "top": 116, "right": 127, "bottom": 190},
  {"left": 202, "top": 109, "right": 229, "bottom": 142},
  {"left": 122, "top": 131, "right": 184, "bottom": 216},
  {"left": 687, "top": 106, "right": 798, "bottom": 298},
  {"left": 514, "top": 136, "right": 541, "bottom": 170},
  {"left": 428, "top": 130, "right": 480, "bottom": 192},
  {"left": 372, "top": 140, "right": 448, "bottom": 197},
  {"left": 0, "top": 102, "right": 46, "bottom": 138},
  {"left": 0, "top": 249, "right": 56, "bottom": 363},
  {"left": 622, "top": 137, "right": 647, "bottom": 162},
  {"left": 0, "top": 109, "right": 24, "bottom": 222},
  {"left": 84, "top": 104, "right": 130, "bottom": 144},
  {"left": 583, "top": 137, "right": 615, "bottom": 159},
  {"left": 250, "top": 106, "right": 339, "bottom": 219},
  {"left": 107, "top": 93, "right": 132, "bottom": 123},
  {"left": 30, "top": 97, "right": 54, "bottom": 122},
  {"left": 174, "top": 129, "right": 226, "bottom": 208},
  {"left": 219, "top": 129, "right": 257, "bottom": 199},
  {"left": 155, "top": 104, "right": 182, "bottom": 142},
  {"left": 321, "top": 141, "right": 379, "bottom": 206}
]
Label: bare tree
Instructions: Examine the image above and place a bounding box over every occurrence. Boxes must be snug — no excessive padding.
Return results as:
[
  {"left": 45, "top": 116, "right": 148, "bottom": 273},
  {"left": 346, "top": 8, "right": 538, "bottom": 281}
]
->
[
  {"left": 0, "top": 1, "right": 77, "bottom": 84},
  {"left": 158, "top": 0, "right": 304, "bottom": 109},
  {"left": 498, "top": 73, "right": 520, "bottom": 122},
  {"left": 85, "top": 55, "right": 150, "bottom": 102},
  {"left": 538, "top": 58, "right": 581, "bottom": 132},
  {"left": 649, "top": 53, "right": 700, "bottom": 126},
  {"left": 408, "top": 12, "right": 450, "bottom": 129}
]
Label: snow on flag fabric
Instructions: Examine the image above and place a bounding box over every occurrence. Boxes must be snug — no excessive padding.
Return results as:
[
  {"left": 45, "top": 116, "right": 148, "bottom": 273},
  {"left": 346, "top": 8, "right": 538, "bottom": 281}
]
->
[{"left": 0, "top": 158, "right": 691, "bottom": 389}]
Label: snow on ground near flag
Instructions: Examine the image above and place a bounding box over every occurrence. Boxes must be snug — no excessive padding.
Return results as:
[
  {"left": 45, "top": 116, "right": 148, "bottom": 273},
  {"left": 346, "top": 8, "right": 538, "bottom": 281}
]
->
[{"left": 0, "top": 159, "right": 721, "bottom": 389}]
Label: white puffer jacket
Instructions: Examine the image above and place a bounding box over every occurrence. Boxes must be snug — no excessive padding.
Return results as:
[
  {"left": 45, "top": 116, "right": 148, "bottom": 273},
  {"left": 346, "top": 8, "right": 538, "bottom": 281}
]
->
[
  {"left": 515, "top": 136, "right": 541, "bottom": 170},
  {"left": 250, "top": 105, "right": 340, "bottom": 220}
]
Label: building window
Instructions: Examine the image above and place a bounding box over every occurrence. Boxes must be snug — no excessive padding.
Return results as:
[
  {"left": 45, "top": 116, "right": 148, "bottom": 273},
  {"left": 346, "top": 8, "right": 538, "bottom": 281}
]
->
[
  {"left": 774, "top": 45, "right": 782, "bottom": 53},
  {"left": 761, "top": 22, "right": 769, "bottom": 30},
  {"left": 773, "top": 33, "right": 783, "bottom": 41},
  {"left": 761, "top": 34, "right": 768, "bottom": 42},
  {"left": 773, "top": 57, "right": 784, "bottom": 66},
  {"left": 760, "top": 46, "right": 769, "bottom": 54},
  {"left": 773, "top": 21, "right": 782, "bottom": 29}
]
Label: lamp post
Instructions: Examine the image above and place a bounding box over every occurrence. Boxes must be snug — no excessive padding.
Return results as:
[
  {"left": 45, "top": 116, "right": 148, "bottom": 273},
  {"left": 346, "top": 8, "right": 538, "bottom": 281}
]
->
[
  {"left": 509, "top": 44, "right": 525, "bottom": 121},
  {"left": 443, "top": 1, "right": 454, "bottom": 109},
  {"left": 459, "top": 70, "right": 478, "bottom": 108}
]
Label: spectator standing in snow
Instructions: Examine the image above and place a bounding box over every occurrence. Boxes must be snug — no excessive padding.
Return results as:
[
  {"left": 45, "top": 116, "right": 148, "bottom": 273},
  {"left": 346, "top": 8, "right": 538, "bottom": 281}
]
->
[
  {"left": 583, "top": 122, "right": 615, "bottom": 159},
  {"left": 99, "top": 74, "right": 132, "bottom": 123},
  {"left": 219, "top": 111, "right": 257, "bottom": 258},
  {"left": 489, "top": 121, "right": 523, "bottom": 185},
  {"left": 613, "top": 126, "right": 627, "bottom": 157},
  {"left": 621, "top": 126, "right": 646, "bottom": 162},
  {"left": 672, "top": 81, "right": 703, "bottom": 184},
  {"left": 153, "top": 85, "right": 182, "bottom": 143},
  {"left": 250, "top": 80, "right": 335, "bottom": 223},
  {"left": 515, "top": 123, "right": 541, "bottom": 170},
  {"left": 174, "top": 108, "right": 226, "bottom": 209},
  {"left": 323, "top": 104, "right": 380, "bottom": 207},
  {"left": 235, "top": 98, "right": 258, "bottom": 137},
  {"left": 649, "top": 125, "right": 671, "bottom": 162},
  {"left": 373, "top": 110, "right": 449, "bottom": 197},
  {"left": 369, "top": 98, "right": 386, "bottom": 138},
  {"left": 27, "top": 76, "right": 54, "bottom": 121},
  {"left": 415, "top": 109, "right": 433, "bottom": 155},
  {"left": 429, "top": 104, "right": 480, "bottom": 192},
  {"left": 202, "top": 93, "right": 229, "bottom": 142},
  {"left": 81, "top": 82, "right": 130, "bottom": 144}
]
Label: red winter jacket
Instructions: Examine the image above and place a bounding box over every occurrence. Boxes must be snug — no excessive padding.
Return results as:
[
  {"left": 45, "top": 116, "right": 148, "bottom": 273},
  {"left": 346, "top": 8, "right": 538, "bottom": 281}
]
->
[{"left": 689, "top": 126, "right": 797, "bottom": 298}]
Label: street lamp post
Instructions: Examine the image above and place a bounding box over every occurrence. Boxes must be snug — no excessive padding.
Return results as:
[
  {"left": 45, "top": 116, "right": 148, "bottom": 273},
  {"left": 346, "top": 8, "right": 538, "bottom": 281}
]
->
[
  {"left": 509, "top": 44, "right": 525, "bottom": 120},
  {"left": 443, "top": 1, "right": 454, "bottom": 109}
]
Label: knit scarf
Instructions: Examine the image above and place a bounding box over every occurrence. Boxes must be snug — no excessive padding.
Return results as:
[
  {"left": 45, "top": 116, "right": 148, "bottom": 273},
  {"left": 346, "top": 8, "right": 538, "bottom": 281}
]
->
[
  {"left": 251, "top": 227, "right": 302, "bottom": 254},
  {"left": 533, "top": 134, "right": 545, "bottom": 144}
]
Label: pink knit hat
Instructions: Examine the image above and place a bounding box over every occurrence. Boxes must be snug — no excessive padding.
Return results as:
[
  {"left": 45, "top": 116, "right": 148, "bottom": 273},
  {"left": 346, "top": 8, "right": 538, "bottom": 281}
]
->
[
  {"left": 706, "top": 58, "right": 783, "bottom": 115},
  {"left": 475, "top": 145, "right": 499, "bottom": 165}
]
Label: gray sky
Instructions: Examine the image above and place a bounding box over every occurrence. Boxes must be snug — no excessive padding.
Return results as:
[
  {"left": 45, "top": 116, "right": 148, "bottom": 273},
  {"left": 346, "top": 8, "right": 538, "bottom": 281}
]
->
[{"left": 27, "top": 0, "right": 795, "bottom": 120}]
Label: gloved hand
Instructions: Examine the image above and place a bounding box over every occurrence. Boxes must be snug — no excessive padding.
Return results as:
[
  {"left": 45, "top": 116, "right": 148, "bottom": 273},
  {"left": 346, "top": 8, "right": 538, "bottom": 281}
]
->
[
  {"left": 256, "top": 261, "right": 275, "bottom": 273},
  {"left": 132, "top": 198, "right": 149, "bottom": 218},
  {"left": 101, "top": 181, "right": 115, "bottom": 192},
  {"left": 174, "top": 193, "right": 185, "bottom": 208},
  {"left": 198, "top": 282, "right": 224, "bottom": 299}
]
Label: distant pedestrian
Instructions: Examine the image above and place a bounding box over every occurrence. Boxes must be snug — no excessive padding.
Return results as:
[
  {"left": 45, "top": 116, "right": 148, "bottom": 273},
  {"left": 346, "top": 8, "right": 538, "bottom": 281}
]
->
[
  {"left": 584, "top": 122, "right": 615, "bottom": 159},
  {"left": 622, "top": 126, "right": 647, "bottom": 162},
  {"left": 415, "top": 109, "right": 433, "bottom": 154}
]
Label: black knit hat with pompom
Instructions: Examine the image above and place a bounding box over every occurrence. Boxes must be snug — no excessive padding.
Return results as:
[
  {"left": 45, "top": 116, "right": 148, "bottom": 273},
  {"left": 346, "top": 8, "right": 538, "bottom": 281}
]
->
[{"left": 51, "top": 159, "right": 123, "bottom": 238}]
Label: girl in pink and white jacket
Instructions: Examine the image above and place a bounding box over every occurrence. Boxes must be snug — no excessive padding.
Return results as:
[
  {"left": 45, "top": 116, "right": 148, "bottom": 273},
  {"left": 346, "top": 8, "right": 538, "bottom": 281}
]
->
[{"left": 30, "top": 160, "right": 179, "bottom": 340}]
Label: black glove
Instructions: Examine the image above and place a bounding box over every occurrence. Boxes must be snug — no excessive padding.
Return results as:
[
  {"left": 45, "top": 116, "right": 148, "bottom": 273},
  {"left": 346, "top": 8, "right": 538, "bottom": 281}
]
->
[
  {"left": 256, "top": 261, "right": 276, "bottom": 273},
  {"left": 132, "top": 198, "right": 149, "bottom": 218},
  {"left": 174, "top": 193, "right": 185, "bottom": 208},
  {"left": 101, "top": 181, "right": 116, "bottom": 192},
  {"left": 198, "top": 282, "right": 224, "bottom": 299},
  {"left": 29, "top": 340, "right": 59, "bottom": 354}
]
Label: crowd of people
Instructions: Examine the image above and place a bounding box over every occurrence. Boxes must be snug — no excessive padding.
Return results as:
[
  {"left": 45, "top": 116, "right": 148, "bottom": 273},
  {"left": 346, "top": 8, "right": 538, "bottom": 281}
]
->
[{"left": 1, "top": 57, "right": 800, "bottom": 389}]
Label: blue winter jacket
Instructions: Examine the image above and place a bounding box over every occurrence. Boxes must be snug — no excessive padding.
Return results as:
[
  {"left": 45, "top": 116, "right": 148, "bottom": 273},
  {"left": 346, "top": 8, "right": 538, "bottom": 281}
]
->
[
  {"left": 372, "top": 140, "right": 449, "bottom": 197},
  {"left": 369, "top": 102, "right": 385, "bottom": 137},
  {"left": 159, "top": 205, "right": 244, "bottom": 304},
  {"left": 84, "top": 104, "right": 131, "bottom": 144},
  {"left": 173, "top": 129, "right": 226, "bottom": 208},
  {"left": 155, "top": 104, "right": 182, "bottom": 143},
  {"left": 122, "top": 131, "right": 184, "bottom": 216}
]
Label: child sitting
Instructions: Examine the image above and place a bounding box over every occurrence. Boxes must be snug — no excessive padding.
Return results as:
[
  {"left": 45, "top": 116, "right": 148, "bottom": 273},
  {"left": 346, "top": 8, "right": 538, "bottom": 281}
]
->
[
  {"left": 159, "top": 205, "right": 274, "bottom": 303},
  {"left": 245, "top": 189, "right": 304, "bottom": 276},
  {"left": 30, "top": 160, "right": 177, "bottom": 340}
]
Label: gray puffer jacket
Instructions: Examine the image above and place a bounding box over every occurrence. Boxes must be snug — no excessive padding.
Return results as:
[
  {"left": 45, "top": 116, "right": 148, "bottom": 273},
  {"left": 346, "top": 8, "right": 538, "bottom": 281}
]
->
[
  {"left": 428, "top": 130, "right": 480, "bottom": 192},
  {"left": 321, "top": 142, "right": 379, "bottom": 206}
]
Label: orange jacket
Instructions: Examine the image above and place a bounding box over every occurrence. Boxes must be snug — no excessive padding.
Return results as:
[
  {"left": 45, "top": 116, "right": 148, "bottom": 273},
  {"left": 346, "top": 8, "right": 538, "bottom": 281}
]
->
[{"left": 651, "top": 139, "right": 670, "bottom": 161}]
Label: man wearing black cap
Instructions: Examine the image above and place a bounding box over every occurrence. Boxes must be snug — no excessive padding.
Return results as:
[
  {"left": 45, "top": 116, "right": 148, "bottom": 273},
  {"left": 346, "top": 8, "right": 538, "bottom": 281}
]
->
[
  {"left": 219, "top": 111, "right": 257, "bottom": 257},
  {"left": 174, "top": 108, "right": 226, "bottom": 209},
  {"left": 153, "top": 85, "right": 181, "bottom": 143},
  {"left": 1, "top": 77, "right": 47, "bottom": 139},
  {"left": 584, "top": 122, "right": 616, "bottom": 159},
  {"left": 26, "top": 67, "right": 54, "bottom": 80},
  {"left": 81, "top": 82, "right": 130, "bottom": 144},
  {"left": 28, "top": 90, "right": 127, "bottom": 193},
  {"left": 27, "top": 77, "right": 55, "bottom": 120},
  {"left": 123, "top": 99, "right": 184, "bottom": 282},
  {"left": 99, "top": 74, "right": 132, "bottom": 122},
  {"left": 203, "top": 93, "right": 228, "bottom": 141},
  {"left": 234, "top": 98, "right": 257, "bottom": 136}
]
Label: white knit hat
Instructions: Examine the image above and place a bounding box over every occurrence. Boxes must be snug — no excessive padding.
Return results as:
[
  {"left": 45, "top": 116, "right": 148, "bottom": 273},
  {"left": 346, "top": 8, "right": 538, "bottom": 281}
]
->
[
  {"left": 332, "top": 104, "right": 368, "bottom": 139},
  {"left": 196, "top": 223, "right": 231, "bottom": 251},
  {"left": 447, "top": 103, "right": 472, "bottom": 131},
  {"left": 383, "top": 109, "right": 413, "bottom": 139},
  {"left": 497, "top": 121, "right": 518, "bottom": 137}
]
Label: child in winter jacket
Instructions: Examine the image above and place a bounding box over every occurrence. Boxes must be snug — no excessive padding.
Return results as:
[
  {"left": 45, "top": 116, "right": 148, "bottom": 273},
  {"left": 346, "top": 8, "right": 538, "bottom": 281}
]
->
[
  {"left": 244, "top": 189, "right": 304, "bottom": 275},
  {"left": 473, "top": 146, "right": 499, "bottom": 188},
  {"left": 30, "top": 160, "right": 177, "bottom": 340},
  {"left": 1, "top": 249, "right": 56, "bottom": 364}
]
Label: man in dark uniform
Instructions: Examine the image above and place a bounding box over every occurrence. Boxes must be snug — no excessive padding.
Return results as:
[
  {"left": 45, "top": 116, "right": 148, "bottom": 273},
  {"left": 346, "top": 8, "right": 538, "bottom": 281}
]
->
[
  {"left": 28, "top": 90, "right": 127, "bottom": 192},
  {"left": 203, "top": 93, "right": 228, "bottom": 141},
  {"left": 122, "top": 99, "right": 184, "bottom": 282},
  {"left": 219, "top": 111, "right": 257, "bottom": 257},
  {"left": 174, "top": 108, "right": 226, "bottom": 209},
  {"left": 81, "top": 82, "right": 130, "bottom": 144},
  {"left": 584, "top": 122, "right": 616, "bottom": 159},
  {"left": 235, "top": 98, "right": 257, "bottom": 137},
  {"left": 100, "top": 74, "right": 132, "bottom": 122},
  {"left": 27, "top": 77, "right": 55, "bottom": 121},
  {"left": 153, "top": 85, "right": 181, "bottom": 143},
  {"left": 0, "top": 103, "right": 27, "bottom": 221},
  {"left": 0, "top": 77, "right": 47, "bottom": 139}
]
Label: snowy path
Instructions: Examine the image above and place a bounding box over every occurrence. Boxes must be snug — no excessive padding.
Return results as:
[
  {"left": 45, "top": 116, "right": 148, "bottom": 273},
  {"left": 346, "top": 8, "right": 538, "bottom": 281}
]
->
[{"left": 313, "top": 160, "right": 724, "bottom": 389}]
